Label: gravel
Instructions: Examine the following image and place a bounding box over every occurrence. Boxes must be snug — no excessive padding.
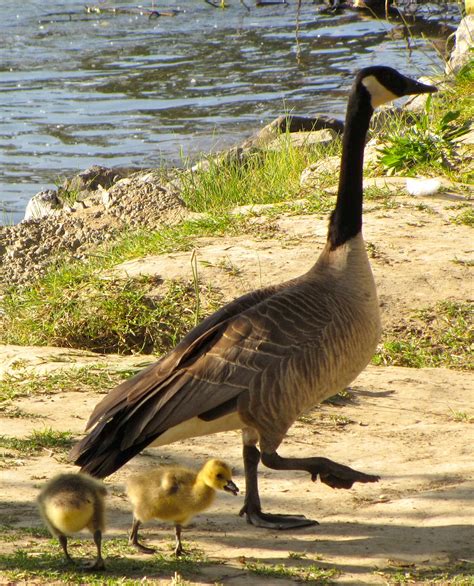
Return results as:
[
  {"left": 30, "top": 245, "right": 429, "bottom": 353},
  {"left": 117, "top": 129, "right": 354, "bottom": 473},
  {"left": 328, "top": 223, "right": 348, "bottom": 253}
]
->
[{"left": 0, "top": 168, "right": 186, "bottom": 287}]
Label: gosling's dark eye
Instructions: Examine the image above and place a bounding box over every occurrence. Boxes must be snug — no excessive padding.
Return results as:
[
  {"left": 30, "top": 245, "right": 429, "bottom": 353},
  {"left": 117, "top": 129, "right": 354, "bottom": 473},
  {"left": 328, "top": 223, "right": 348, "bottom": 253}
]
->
[{"left": 216, "top": 473, "right": 224, "bottom": 480}]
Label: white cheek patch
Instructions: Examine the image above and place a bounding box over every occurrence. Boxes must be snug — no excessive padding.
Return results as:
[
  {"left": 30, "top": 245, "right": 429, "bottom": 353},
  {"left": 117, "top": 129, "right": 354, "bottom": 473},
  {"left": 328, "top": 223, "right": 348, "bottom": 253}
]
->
[{"left": 362, "top": 75, "right": 399, "bottom": 107}]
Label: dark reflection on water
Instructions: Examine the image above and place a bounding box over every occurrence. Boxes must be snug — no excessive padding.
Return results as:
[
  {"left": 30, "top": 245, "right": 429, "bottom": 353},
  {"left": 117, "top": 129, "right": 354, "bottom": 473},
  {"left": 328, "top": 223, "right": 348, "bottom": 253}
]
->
[{"left": 0, "top": 0, "right": 459, "bottom": 223}]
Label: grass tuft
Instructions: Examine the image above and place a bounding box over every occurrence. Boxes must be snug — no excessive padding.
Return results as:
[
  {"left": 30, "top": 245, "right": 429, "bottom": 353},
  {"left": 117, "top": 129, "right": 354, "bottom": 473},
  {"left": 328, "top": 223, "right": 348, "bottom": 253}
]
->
[
  {"left": 376, "top": 560, "right": 474, "bottom": 585},
  {"left": 374, "top": 301, "right": 473, "bottom": 370},
  {"left": 377, "top": 95, "right": 471, "bottom": 176},
  {"left": 451, "top": 206, "right": 474, "bottom": 228},
  {"left": 244, "top": 560, "right": 339, "bottom": 582},
  {"left": 0, "top": 428, "right": 73, "bottom": 455},
  {"left": 376, "top": 62, "right": 473, "bottom": 182},
  {"left": 0, "top": 365, "right": 137, "bottom": 404},
  {"left": 180, "top": 136, "right": 340, "bottom": 214},
  {"left": 0, "top": 276, "right": 222, "bottom": 355}
]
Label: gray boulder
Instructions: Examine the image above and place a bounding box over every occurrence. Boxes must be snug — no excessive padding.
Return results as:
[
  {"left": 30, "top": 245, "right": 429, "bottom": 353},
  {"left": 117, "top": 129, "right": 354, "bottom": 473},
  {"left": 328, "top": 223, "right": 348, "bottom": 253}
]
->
[{"left": 23, "top": 189, "right": 61, "bottom": 222}]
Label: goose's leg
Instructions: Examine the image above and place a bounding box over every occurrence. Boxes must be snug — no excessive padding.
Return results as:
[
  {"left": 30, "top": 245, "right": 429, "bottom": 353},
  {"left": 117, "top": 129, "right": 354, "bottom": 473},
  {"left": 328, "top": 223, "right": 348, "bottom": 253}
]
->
[
  {"left": 58, "top": 534, "right": 74, "bottom": 565},
  {"left": 82, "top": 529, "right": 105, "bottom": 571},
  {"left": 239, "top": 444, "right": 318, "bottom": 529},
  {"left": 174, "top": 524, "right": 184, "bottom": 556},
  {"left": 261, "top": 452, "right": 380, "bottom": 489},
  {"left": 129, "top": 516, "right": 156, "bottom": 554}
]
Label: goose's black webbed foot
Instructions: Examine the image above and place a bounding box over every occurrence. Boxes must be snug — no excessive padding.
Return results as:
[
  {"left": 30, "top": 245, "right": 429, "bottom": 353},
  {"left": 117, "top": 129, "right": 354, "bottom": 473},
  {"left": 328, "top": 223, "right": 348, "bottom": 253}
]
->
[
  {"left": 239, "top": 502, "right": 318, "bottom": 530},
  {"left": 262, "top": 452, "right": 380, "bottom": 490},
  {"left": 311, "top": 458, "right": 380, "bottom": 489}
]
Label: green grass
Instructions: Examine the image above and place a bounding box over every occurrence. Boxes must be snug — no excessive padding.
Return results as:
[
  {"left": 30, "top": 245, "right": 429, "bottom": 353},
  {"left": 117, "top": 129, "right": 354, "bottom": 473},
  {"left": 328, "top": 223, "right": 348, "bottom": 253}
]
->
[
  {"left": 0, "top": 524, "right": 51, "bottom": 540},
  {"left": 448, "top": 408, "right": 474, "bottom": 423},
  {"left": 0, "top": 526, "right": 341, "bottom": 585},
  {"left": 0, "top": 275, "right": 222, "bottom": 355},
  {"left": 451, "top": 206, "right": 474, "bottom": 227},
  {"left": 363, "top": 185, "right": 404, "bottom": 210},
  {"left": 244, "top": 560, "right": 339, "bottom": 583},
  {"left": 0, "top": 428, "right": 73, "bottom": 455},
  {"left": 377, "top": 560, "right": 474, "bottom": 585},
  {"left": 0, "top": 211, "right": 280, "bottom": 354},
  {"left": 374, "top": 301, "right": 473, "bottom": 370},
  {"left": 377, "top": 62, "right": 473, "bottom": 180},
  {"left": 0, "top": 540, "right": 213, "bottom": 585},
  {"left": 0, "top": 365, "right": 137, "bottom": 404},
  {"left": 377, "top": 97, "right": 471, "bottom": 177},
  {"left": 451, "top": 60, "right": 474, "bottom": 121},
  {"left": 179, "top": 136, "right": 341, "bottom": 213}
]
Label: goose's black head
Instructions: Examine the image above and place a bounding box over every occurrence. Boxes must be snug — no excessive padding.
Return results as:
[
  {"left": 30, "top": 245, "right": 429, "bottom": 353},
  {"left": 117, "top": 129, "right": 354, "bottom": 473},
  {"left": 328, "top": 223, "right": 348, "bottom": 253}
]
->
[{"left": 356, "top": 66, "right": 438, "bottom": 109}]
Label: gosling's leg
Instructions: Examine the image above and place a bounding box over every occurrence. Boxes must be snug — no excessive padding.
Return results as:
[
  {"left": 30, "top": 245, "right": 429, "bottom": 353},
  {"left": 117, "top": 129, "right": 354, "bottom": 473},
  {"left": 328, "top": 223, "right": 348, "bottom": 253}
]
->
[
  {"left": 261, "top": 452, "right": 380, "bottom": 489},
  {"left": 58, "top": 534, "right": 74, "bottom": 565},
  {"left": 82, "top": 529, "right": 105, "bottom": 571},
  {"left": 174, "top": 524, "right": 184, "bottom": 556},
  {"left": 129, "top": 516, "right": 156, "bottom": 554},
  {"left": 239, "top": 445, "right": 318, "bottom": 530}
]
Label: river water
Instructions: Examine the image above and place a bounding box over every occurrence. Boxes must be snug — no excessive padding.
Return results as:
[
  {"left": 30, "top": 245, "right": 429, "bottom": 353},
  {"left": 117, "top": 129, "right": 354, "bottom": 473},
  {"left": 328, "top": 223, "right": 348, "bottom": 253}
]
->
[{"left": 0, "top": 0, "right": 459, "bottom": 223}]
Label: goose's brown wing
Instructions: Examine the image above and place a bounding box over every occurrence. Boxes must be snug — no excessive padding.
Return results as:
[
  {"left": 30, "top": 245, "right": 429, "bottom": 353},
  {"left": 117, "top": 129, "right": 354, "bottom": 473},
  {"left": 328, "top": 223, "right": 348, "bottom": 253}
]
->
[
  {"left": 83, "top": 285, "right": 279, "bottom": 432},
  {"left": 70, "top": 285, "right": 289, "bottom": 477}
]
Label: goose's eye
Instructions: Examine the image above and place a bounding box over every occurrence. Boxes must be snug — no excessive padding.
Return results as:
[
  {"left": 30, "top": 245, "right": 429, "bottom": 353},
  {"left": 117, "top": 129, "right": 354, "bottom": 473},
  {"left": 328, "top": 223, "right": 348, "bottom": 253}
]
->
[{"left": 216, "top": 473, "right": 224, "bottom": 480}]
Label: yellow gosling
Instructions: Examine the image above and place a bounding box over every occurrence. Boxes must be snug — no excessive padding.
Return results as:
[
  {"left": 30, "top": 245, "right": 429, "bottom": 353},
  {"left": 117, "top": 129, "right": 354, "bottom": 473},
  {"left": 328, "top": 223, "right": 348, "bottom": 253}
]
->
[
  {"left": 126, "top": 459, "right": 239, "bottom": 555},
  {"left": 37, "top": 472, "right": 107, "bottom": 570}
]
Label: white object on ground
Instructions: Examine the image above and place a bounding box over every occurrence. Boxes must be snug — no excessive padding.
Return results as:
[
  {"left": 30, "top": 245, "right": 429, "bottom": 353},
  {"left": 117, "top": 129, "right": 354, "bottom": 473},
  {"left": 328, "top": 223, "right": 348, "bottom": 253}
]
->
[{"left": 406, "top": 177, "right": 442, "bottom": 197}]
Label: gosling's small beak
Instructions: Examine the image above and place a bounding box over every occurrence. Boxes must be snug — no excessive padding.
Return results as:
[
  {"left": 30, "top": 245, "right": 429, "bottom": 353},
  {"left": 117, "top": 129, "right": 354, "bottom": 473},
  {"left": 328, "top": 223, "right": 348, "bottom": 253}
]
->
[{"left": 223, "top": 480, "right": 239, "bottom": 495}]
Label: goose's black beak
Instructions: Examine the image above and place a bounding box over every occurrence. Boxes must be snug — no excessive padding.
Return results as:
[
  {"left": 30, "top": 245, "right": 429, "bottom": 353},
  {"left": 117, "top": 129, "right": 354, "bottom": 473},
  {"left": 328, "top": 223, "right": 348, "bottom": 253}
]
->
[
  {"left": 224, "top": 480, "right": 239, "bottom": 495},
  {"left": 403, "top": 76, "right": 438, "bottom": 96}
]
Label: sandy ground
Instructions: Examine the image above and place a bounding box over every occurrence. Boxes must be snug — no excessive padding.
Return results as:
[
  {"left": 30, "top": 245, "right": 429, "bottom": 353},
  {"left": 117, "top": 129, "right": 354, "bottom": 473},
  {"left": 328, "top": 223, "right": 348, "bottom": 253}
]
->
[{"left": 0, "top": 188, "right": 473, "bottom": 584}]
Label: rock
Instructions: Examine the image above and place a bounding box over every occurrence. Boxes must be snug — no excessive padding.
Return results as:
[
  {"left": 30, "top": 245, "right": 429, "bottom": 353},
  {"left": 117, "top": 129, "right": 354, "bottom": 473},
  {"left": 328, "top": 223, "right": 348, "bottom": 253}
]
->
[
  {"left": 63, "top": 165, "right": 132, "bottom": 196},
  {"left": 446, "top": 15, "right": 474, "bottom": 75},
  {"left": 242, "top": 114, "right": 344, "bottom": 150},
  {"left": 267, "top": 128, "right": 336, "bottom": 150},
  {"left": 300, "top": 156, "right": 340, "bottom": 189},
  {"left": 72, "top": 200, "right": 87, "bottom": 211},
  {"left": 23, "top": 189, "right": 61, "bottom": 222}
]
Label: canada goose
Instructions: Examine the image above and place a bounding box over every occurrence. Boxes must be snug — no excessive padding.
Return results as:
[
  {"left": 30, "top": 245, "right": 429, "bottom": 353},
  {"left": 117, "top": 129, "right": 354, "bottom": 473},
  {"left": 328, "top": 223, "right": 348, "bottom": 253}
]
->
[
  {"left": 126, "top": 458, "right": 239, "bottom": 555},
  {"left": 37, "top": 473, "right": 107, "bottom": 570},
  {"left": 71, "top": 66, "right": 437, "bottom": 529}
]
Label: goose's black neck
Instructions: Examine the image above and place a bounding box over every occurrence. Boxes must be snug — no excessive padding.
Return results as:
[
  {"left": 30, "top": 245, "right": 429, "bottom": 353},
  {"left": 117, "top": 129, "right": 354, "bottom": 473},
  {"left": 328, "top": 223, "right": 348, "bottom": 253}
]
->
[{"left": 328, "top": 82, "right": 373, "bottom": 250}]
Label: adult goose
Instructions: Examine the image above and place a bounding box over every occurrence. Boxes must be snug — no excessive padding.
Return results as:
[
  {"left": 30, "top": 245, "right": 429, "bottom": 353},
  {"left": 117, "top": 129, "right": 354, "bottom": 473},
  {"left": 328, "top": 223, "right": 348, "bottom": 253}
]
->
[{"left": 71, "top": 66, "right": 437, "bottom": 529}]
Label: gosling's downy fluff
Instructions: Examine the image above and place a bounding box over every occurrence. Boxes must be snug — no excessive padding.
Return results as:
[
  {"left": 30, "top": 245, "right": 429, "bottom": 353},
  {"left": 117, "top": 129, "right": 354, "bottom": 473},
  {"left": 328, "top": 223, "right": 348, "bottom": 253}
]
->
[
  {"left": 126, "top": 459, "right": 239, "bottom": 555},
  {"left": 37, "top": 472, "right": 107, "bottom": 570},
  {"left": 72, "top": 66, "right": 437, "bottom": 530}
]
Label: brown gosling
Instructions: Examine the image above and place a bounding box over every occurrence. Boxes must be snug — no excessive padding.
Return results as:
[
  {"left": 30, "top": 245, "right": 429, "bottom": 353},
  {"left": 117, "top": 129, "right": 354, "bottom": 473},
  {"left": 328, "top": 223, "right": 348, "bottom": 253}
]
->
[
  {"left": 37, "top": 472, "right": 107, "bottom": 570},
  {"left": 126, "top": 459, "right": 239, "bottom": 556}
]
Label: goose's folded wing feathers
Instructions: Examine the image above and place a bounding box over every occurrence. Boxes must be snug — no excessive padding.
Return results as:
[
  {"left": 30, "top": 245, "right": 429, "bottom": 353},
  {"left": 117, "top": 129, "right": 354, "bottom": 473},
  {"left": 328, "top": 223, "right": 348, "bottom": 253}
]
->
[{"left": 84, "top": 285, "right": 279, "bottom": 433}]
